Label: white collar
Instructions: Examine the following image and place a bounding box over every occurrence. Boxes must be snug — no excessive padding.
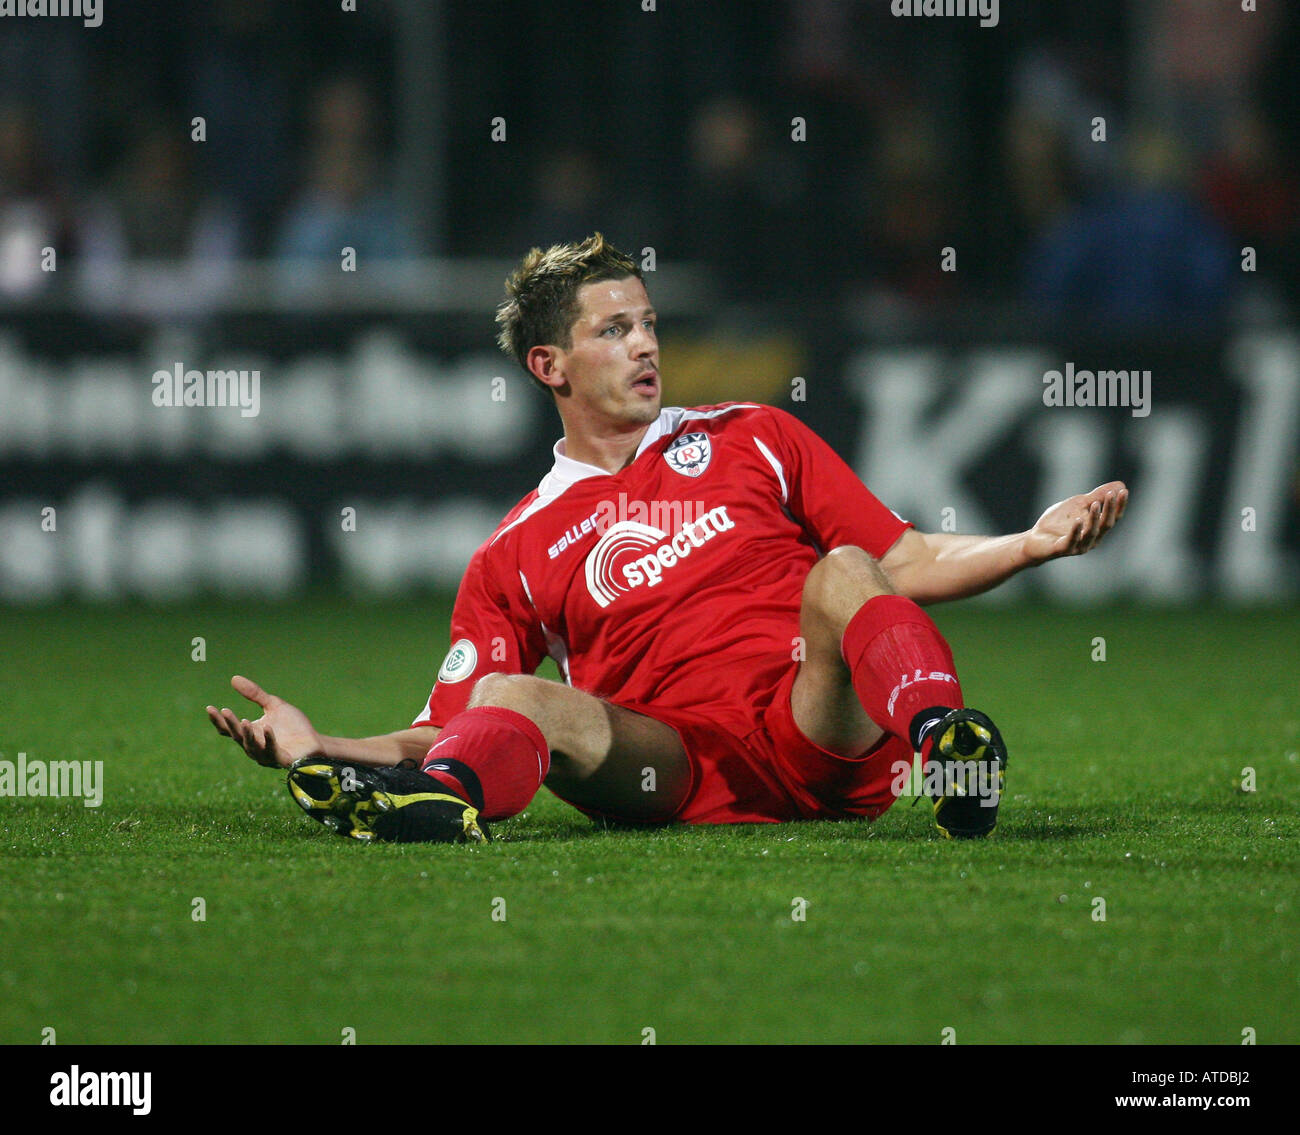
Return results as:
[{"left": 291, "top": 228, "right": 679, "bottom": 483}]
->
[{"left": 537, "top": 407, "right": 686, "bottom": 499}]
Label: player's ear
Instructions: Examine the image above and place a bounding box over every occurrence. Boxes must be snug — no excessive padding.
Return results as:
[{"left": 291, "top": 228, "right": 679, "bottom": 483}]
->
[{"left": 527, "top": 344, "right": 566, "bottom": 392}]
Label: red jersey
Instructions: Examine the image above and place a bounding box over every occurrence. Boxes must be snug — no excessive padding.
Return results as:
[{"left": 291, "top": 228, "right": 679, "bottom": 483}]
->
[{"left": 413, "top": 402, "right": 910, "bottom": 739}]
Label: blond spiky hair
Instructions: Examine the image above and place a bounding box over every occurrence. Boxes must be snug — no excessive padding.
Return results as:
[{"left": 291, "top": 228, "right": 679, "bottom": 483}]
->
[{"left": 495, "top": 232, "right": 641, "bottom": 389}]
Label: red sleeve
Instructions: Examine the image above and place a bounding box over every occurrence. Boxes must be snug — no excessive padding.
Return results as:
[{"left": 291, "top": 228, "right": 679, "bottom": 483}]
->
[
  {"left": 411, "top": 540, "right": 548, "bottom": 728},
  {"left": 755, "top": 405, "right": 911, "bottom": 558}
]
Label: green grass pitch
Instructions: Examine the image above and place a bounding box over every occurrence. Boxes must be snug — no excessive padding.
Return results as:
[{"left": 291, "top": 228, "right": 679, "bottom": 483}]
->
[{"left": 2, "top": 598, "right": 1297, "bottom": 1044}]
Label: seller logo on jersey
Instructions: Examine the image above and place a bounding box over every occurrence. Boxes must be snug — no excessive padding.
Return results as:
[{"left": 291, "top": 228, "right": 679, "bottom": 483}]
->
[
  {"left": 437, "top": 639, "right": 477, "bottom": 684},
  {"left": 664, "top": 432, "right": 711, "bottom": 478}
]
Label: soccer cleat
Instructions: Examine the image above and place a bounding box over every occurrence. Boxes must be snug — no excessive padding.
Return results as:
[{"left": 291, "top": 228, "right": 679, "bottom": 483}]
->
[
  {"left": 921, "top": 708, "right": 1008, "bottom": 839},
  {"left": 286, "top": 757, "right": 490, "bottom": 844}
]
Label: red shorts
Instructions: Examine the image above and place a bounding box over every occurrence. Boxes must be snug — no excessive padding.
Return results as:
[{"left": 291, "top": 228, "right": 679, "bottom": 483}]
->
[{"left": 554, "top": 664, "right": 913, "bottom": 825}]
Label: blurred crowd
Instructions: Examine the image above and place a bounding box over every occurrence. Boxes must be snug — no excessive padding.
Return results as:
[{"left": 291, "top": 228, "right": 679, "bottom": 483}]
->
[{"left": 0, "top": 0, "right": 1295, "bottom": 328}]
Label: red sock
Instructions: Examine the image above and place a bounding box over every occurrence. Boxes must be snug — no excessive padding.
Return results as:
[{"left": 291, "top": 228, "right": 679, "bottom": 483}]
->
[
  {"left": 418, "top": 706, "right": 550, "bottom": 821},
  {"left": 840, "top": 594, "right": 963, "bottom": 750}
]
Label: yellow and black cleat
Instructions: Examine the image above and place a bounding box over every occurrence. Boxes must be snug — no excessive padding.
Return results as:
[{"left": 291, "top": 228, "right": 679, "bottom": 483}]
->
[
  {"left": 923, "top": 708, "right": 1008, "bottom": 840},
  {"left": 287, "top": 758, "right": 490, "bottom": 844}
]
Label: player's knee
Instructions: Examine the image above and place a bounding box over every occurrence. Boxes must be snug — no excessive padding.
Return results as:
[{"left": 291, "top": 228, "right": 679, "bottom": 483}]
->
[
  {"left": 468, "top": 672, "right": 577, "bottom": 754},
  {"left": 468, "top": 672, "right": 547, "bottom": 715},
  {"left": 804, "top": 545, "right": 894, "bottom": 618}
]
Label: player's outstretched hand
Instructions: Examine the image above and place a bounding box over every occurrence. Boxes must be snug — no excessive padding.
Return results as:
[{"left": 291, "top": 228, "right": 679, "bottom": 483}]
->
[
  {"left": 205, "top": 675, "right": 324, "bottom": 769},
  {"left": 1024, "top": 481, "right": 1129, "bottom": 564}
]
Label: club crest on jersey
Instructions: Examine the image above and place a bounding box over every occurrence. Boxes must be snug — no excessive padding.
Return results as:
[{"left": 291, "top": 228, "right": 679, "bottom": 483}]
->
[
  {"left": 664, "top": 432, "right": 711, "bottom": 478},
  {"left": 437, "top": 639, "right": 477, "bottom": 684}
]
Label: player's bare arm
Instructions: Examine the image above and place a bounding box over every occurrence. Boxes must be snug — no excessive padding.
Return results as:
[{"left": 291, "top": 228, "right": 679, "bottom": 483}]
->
[
  {"left": 881, "top": 481, "right": 1129, "bottom": 604},
  {"left": 206, "top": 675, "right": 438, "bottom": 770}
]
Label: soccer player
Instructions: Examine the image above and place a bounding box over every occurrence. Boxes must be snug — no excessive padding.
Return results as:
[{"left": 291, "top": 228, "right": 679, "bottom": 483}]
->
[{"left": 207, "top": 233, "right": 1127, "bottom": 843}]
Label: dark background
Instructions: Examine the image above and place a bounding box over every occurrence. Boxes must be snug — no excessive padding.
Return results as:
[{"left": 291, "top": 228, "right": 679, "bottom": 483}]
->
[{"left": 1, "top": 0, "right": 1296, "bottom": 602}]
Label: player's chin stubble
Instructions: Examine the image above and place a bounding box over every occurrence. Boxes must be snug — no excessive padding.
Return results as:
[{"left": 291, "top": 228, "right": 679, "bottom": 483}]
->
[
  {"left": 607, "top": 384, "right": 661, "bottom": 424},
  {"left": 627, "top": 400, "right": 661, "bottom": 426}
]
